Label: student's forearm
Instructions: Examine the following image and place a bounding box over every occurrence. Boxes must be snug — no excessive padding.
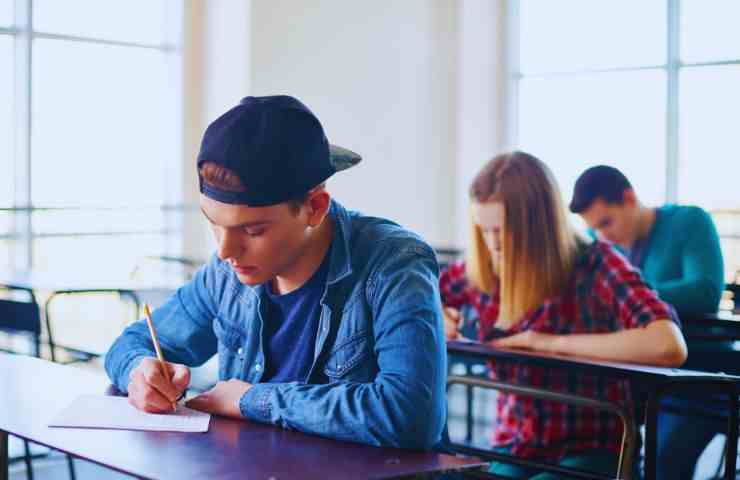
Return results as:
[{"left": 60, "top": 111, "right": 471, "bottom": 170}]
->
[
  {"left": 545, "top": 320, "right": 687, "bottom": 367},
  {"left": 105, "top": 265, "right": 221, "bottom": 392},
  {"left": 655, "top": 277, "right": 722, "bottom": 316},
  {"left": 657, "top": 210, "right": 725, "bottom": 316},
  {"left": 240, "top": 376, "right": 444, "bottom": 450}
]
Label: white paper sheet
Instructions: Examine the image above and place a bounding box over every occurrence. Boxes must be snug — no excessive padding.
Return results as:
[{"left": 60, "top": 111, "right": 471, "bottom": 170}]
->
[{"left": 49, "top": 395, "right": 211, "bottom": 433}]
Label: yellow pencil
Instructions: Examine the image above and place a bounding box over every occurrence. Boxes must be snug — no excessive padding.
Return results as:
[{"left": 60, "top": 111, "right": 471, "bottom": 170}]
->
[{"left": 143, "top": 303, "right": 177, "bottom": 412}]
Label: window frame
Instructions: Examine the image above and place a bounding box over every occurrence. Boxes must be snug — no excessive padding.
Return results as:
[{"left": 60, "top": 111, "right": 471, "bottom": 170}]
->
[
  {"left": 507, "top": 0, "right": 740, "bottom": 205},
  {"left": 1, "top": 0, "right": 189, "bottom": 271}
]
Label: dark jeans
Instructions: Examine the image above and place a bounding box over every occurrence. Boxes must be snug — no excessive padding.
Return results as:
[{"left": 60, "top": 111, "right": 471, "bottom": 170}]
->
[
  {"left": 655, "top": 340, "right": 740, "bottom": 479},
  {"left": 657, "top": 396, "right": 727, "bottom": 480},
  {"left": 488, "top": 446, "right": 619, "bottom": 480}
]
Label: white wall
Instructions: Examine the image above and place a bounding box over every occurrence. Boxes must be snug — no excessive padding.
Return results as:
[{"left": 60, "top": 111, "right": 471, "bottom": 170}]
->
[
  {"left": 454, "top": 1, "right": 509, "bottom": 248},
  {"left": 185, "top": 0, "right": 507, "bottom": 258},
  {"left": 250, "top": 0, "right": 459, "bottom": 248},
  {"left": 182, "top": 0, "right": 253, "bottom": 259}
]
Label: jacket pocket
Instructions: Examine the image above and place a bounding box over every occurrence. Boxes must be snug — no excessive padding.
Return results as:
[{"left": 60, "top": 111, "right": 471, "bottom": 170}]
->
[
  {"left": 213, "top": 318, "right": 246, "bottom": 379},
  {"left": 214, "top": 318, "right": 245, "bottom": 352},
  {"left": 323, "top": 330, "right": 372, "bottom": 380}
]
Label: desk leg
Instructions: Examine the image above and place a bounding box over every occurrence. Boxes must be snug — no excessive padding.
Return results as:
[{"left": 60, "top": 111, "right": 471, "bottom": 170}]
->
[
  {"left": 644, "top": 393, "right": 659, "bottom": 480},
  {"left": 725, "top": 393, "right": 738, "bottom": 480},
  {"left": 43, "top": 294, "right": 58, "bottom": 362},
  {"left": 1, "top": 430, "right": 8, "bottom": 480}
]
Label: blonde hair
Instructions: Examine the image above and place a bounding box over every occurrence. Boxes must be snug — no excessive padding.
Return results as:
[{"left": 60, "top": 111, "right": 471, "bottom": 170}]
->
[{"left": 466, "top": 151, "right": 579, "bottom": 328}]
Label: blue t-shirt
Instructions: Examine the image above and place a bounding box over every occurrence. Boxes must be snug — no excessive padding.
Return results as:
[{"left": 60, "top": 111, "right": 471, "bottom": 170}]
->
[
  {"left": 261, "top": 247, "right": 331, "bottom": 383},
  {"left": 625, "top": 208, "right": 659, "bottom": 269}
]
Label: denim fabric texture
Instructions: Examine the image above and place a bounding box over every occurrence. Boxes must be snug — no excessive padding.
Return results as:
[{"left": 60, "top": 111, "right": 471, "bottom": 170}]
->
[{"left": 105, "top": 200, "right": 447, "bottom": 449}]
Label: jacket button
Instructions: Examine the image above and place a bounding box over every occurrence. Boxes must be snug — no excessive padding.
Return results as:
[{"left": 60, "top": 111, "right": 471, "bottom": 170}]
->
[
  {"left": 237, "top": 347, "right": 243, "bottom": 355},
  {"left": 255, "top": 364, "right": 261, "bottom": 371}
]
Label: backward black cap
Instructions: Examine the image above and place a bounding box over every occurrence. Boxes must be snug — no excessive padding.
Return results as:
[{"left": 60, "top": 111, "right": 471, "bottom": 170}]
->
[{"left": 197, "top": 95, "right": 361, "bottom": 207}]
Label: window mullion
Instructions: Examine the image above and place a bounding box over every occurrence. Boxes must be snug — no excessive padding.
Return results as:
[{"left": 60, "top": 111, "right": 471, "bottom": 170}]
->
[
  {"left": 665, "top": 0, "right": 681, "bottom": 203},
  {"left": 506, "top": 0, "right": 521, "bottom": 148},
  {"left": 13, "top": 0, "right": 32, "bottom": 270}
]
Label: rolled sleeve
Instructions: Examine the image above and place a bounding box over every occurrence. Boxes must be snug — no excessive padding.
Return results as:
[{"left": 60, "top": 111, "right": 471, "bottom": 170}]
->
[
  {"left": 104, "top": 350, "right": 150, "bottom": 393},
  {"left": 239, "top": 383, "right": 274, "bottom": 422}
]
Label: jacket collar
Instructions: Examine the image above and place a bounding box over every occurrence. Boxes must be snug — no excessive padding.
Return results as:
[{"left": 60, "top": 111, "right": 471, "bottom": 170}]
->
[{"left": 324, "top": 199, "right": 353, "bottom": 285}]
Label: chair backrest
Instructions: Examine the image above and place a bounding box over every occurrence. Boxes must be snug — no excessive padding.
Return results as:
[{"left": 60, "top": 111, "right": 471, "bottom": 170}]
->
[{"left": 0, "top": 298, "right": 41, "bottom": 336}]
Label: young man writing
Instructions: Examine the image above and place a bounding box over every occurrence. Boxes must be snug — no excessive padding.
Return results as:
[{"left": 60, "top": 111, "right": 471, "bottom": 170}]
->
[
  {"left": 105, "top": 95, "right": 447, "bottom": 450},
  {"left": 570, "top": 165, "right": 724, "bottom": 317},
  {"left": 570, "top": 165, "right": 725, "bottom": 479}
]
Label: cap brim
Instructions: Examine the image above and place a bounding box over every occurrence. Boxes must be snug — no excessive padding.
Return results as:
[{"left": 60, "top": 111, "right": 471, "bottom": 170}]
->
[{"left": 329, "top": 144, "right": 361, "bottom": 172}]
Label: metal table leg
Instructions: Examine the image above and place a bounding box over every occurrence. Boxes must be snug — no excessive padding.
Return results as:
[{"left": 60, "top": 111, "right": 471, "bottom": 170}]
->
[
  {"left": 725, "top": 392, "right": 738, "bottom": 480},
  {"left": 644, "top": 391, "right": 659, "bottom": 480},
  {"left": 644, "top": 380, "right": 739, "bottom": 480},
  {"left": 1, "top": 431, "right": 9, "bottom": 480}
]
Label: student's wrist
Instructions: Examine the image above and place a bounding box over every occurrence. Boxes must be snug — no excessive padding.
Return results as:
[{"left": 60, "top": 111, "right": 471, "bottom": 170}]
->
[
  {"left": 239, "top": 383, "right": 274, "bottom": 422},
  {"left": 546, "top": 334, "right": 566, "bottom": 355},
  {"left": 122, "top": 354, "right": 149, "bottom": 392}
]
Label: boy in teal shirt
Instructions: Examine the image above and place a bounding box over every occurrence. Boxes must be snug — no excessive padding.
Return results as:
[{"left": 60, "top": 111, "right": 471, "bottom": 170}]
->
[
  {"left": 569, "top": 165, "right": 724, "bottom": 316},
  {"left": 570, "top": 165, "right": 725, "bottom": 479}
]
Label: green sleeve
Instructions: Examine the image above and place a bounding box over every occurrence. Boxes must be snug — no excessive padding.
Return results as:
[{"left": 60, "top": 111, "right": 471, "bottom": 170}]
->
[{"left": 654, "top": 208, "right": 724, "bottom": 316}]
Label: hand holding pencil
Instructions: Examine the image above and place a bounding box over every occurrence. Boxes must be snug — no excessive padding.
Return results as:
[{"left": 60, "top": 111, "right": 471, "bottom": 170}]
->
[{"left": 126, "top": 304, "right": 191, "bottom": 414}]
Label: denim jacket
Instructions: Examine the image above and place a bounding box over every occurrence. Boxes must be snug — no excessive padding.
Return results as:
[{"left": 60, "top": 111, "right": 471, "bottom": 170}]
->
[{"left": 105, "top": 200, "right": 447, "bottom": 450}]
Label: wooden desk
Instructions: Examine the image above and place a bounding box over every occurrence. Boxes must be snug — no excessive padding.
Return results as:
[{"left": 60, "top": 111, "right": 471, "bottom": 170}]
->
[
  {"left": 684, "top": 311, "right": 740, "bottom": 341},
  {"left": 0, "top": 353, "right": 483, "bottom": 480},
  {"left": 447, "top": 340, "right": 740, "bottom": 480}
]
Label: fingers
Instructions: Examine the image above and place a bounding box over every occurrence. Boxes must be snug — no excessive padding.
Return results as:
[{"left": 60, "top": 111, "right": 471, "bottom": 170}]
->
[
  {"left": 170, "top": 364, "right": 191, "bottom": 394},
  {"left": 443, "top": 307, "right": 461, "bottom": 322},
  {"left": 491, "top": 331, "right": 529, "bottom": 350},
  {"left": 128, "top": 358, "right": 187, "bottom": 413},
  {"left": 142, "top": 362, "right": 180, "bottom": 402},
  {"left": 128, "top": 378, "right": 175, "bottom": 413},
  {"left": 185, "top": 380, "right": 249, "bottom": 419},
  {"left": 184, "top": 391, "right": 212, "bottom": 413},
  {"left": 443, "top": 307, "right": 461, "bottom": 340},
  {"left": 444, "top": 320, "right": 460, "bottom": 340}
]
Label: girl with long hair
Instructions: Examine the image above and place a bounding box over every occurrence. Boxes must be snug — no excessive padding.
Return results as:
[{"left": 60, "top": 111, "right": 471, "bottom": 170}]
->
[{"left": 440, "top": 151, "right": 687, "bottom": 478}]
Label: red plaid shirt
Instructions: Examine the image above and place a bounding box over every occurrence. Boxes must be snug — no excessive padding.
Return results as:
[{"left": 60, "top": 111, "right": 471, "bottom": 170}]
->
[{"left": 440, "top": 241, "right": 677, "bottom": 460}]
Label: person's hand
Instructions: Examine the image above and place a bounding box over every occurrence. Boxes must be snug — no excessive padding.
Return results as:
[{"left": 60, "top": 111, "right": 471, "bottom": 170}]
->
[
  {"left": 127, "top": 357, "right": 190, "bottom": 413},
  {"left": 491, "top": 330, "right": 555, "bottom": 352},
  {"left": 443, "top": 307, "right": 462, "bottom": 340},
  {"left": 185, "top": 379, "right": 252, "bottom": 419}
]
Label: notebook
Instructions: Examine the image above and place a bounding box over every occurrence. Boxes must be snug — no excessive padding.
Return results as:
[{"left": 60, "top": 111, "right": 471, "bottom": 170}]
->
[{"left": 49, "top": 395, "right": 211, "bottom": 433}]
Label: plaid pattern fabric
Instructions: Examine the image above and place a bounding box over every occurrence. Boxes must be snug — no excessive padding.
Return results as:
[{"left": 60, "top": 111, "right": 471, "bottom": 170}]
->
[{"left": 440, "top": 241, "right": 677, "bottom": 460}]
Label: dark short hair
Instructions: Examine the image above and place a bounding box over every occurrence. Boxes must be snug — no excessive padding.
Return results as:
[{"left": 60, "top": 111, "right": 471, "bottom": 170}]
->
[
  {"left": 569, "top": 165, "right": 632, "bottom": 213},
  {"left": 199, "top": 162, "right": 323, "bottom": 214}
]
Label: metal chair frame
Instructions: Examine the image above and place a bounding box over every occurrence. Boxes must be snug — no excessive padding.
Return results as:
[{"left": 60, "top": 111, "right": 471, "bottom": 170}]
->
[{"left": 447, "top": 374, "right": 638, "bottom": 480}]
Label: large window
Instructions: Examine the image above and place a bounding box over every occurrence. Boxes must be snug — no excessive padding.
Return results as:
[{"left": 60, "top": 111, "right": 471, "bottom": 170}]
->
[
  {"left": 512, "top": 0, "right": 740, "bottom": 283},
  {"left": 0, "top": 1, "right": 11, "bottom": 27},
  {"left": 0, "top": 37, "right": 13, "bottom": 207},
  {"left": 1, "top": 0, "right": 186, "bottom": 274}
]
